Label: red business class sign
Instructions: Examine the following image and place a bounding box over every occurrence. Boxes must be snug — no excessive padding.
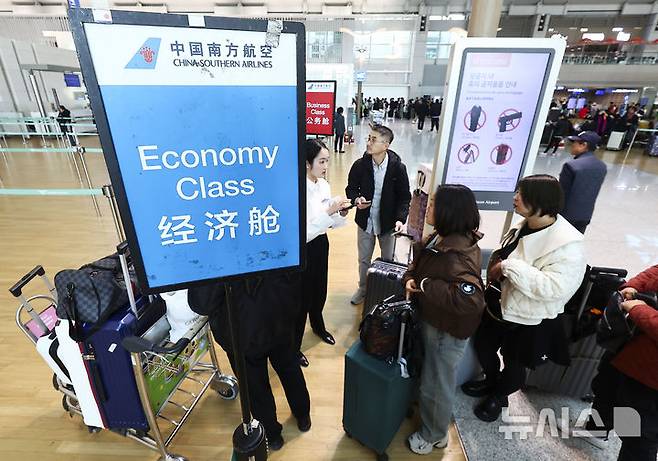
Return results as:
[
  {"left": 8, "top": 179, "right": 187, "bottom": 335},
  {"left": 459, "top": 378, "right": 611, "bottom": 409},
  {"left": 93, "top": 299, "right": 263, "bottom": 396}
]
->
[{"left": 306, "top": 80, "right": 336, "bottom": 136}]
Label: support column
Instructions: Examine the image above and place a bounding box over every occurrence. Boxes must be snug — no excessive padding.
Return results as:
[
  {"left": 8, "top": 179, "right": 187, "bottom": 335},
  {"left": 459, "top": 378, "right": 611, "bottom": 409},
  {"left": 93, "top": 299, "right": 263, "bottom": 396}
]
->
[
  {"left": 467, "top": 0, "right": 503, "bottom": 38},
  {"left": 639, "top": 13, "right": 658, "bottom": 59}
]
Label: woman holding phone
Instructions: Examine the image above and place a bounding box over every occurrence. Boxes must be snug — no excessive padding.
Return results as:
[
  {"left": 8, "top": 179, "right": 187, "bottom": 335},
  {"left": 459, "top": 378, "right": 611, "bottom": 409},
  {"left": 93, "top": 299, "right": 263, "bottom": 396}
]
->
[{"left": 296, "top": 139, "right": 351, "bottom": 367}]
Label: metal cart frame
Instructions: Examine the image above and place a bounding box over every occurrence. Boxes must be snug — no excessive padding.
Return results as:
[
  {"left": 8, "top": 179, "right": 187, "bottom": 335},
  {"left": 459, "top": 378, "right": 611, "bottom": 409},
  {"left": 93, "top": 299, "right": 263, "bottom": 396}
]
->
[{"left": 11, "top": 263, "right": 238, "bottom": 461}]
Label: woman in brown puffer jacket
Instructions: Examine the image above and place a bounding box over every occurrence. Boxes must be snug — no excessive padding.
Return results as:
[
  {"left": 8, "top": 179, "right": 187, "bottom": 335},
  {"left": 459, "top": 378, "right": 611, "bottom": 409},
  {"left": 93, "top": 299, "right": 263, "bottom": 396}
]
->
[{"left": 403, "top": 184, "right": 485, "bottom": 455}]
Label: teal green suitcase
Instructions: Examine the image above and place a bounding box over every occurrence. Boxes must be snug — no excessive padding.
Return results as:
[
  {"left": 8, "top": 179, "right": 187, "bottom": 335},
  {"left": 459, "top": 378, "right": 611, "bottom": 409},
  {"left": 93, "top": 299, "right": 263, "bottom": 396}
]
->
[{"left": 342, "top": 339, "right": 415, "bottom": 461}]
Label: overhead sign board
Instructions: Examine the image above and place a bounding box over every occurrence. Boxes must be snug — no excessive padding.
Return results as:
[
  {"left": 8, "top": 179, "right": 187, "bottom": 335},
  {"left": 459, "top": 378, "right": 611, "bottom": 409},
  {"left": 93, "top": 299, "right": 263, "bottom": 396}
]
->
[{"left": 69, "top": 9, "right": 306, "bottom": 292}]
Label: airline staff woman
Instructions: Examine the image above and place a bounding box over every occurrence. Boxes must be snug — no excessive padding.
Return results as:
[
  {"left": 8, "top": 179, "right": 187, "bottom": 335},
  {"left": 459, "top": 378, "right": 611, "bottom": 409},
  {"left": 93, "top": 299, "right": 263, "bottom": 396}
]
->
[{"left": 296, "top": 139, "right": 351, "bottom": 367}]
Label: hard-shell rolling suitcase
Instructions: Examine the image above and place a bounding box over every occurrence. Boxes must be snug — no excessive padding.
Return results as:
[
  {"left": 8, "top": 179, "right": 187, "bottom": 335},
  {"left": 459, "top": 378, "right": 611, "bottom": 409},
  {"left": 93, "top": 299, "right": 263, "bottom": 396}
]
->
[
  {"left": 362, "top": 233, "right": 413, "bottom": 319},
  {"left": 80, "top": 296, "right": 165, "bottom": 430},
  {"left": 76, "top": 242, "right": 165, "bottom": 430},
  {"left": 343, "top": 317, "right": 415, "bottom": 460},
  {"left": 525, "top": 266, "right": 627, "bottom": 397},
  {"left": 606, "top": 131, "right": 626, "bottom": 150}
]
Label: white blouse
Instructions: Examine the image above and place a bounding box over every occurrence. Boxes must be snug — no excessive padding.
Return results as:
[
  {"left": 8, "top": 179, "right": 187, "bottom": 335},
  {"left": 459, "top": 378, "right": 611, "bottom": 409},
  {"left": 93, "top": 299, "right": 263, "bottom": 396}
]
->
[{"left": 306, "top": 177, "right": 346, "bottom": 243}]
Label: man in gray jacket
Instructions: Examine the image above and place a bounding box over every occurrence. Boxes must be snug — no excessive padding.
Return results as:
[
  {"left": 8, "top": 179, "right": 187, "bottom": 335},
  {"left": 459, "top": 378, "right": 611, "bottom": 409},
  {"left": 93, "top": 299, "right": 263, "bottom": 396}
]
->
[{"left": 559, "top": 131, "right": 607, "bottom": 234}]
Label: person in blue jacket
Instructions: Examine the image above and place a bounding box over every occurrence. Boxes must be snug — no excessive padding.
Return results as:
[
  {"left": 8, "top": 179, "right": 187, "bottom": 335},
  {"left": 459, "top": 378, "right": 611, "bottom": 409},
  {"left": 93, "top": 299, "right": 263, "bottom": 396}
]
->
[{"left": 559, "top": 131, "right": 607, "bottom": 234}]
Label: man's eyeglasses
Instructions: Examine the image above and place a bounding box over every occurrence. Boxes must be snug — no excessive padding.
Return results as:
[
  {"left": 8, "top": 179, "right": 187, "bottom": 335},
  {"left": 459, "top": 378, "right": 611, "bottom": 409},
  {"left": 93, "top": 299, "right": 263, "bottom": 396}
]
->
[{"left": 366, "top": 136, "right": 385, "bottom": 144}]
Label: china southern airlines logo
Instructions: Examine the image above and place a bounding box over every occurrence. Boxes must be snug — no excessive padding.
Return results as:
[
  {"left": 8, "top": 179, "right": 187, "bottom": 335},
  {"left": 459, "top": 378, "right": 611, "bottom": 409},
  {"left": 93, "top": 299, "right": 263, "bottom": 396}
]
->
[{"left": 125, "top": 38, "right": 161, "bottom": 69}]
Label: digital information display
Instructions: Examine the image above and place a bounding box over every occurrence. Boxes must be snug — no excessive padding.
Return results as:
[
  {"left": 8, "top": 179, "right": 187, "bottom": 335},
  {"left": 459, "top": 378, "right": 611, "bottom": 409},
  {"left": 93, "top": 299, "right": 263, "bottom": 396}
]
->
[{"left": 442, "top": 49, "right": 554, "bottom": 208}]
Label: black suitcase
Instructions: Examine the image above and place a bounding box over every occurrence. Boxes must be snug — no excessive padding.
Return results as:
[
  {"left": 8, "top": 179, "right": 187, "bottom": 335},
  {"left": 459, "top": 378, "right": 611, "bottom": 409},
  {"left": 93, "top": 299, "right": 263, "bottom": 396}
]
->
[{"left": 362, "top": 233, "right": 413, "bottom": 319}]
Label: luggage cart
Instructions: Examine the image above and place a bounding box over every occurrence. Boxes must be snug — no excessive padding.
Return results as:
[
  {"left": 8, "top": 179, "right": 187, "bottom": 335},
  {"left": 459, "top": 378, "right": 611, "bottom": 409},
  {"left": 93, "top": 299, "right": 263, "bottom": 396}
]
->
[{"left": 11, "top": 265, "right": 238, "bottom": 461}]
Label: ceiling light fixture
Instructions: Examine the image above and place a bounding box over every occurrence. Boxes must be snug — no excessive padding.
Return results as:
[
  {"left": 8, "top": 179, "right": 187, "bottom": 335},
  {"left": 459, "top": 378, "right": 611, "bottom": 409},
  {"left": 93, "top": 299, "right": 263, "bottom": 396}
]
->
[{"left": 617, "top": 31, "right": 631, "bottom": 41}]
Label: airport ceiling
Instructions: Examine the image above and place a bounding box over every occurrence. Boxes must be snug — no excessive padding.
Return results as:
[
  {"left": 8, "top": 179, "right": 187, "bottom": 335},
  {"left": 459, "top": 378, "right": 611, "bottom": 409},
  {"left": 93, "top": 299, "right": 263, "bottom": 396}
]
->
[{"left": 0, "top": 0, "right": 656, "bottom": 16}]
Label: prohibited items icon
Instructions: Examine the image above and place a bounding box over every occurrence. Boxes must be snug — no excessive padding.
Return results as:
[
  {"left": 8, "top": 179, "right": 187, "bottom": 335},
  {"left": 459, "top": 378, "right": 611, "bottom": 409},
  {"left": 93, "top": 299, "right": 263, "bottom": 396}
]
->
[
  {"left": 491, "top": 144, "right": 512, "bottom": 165},
  {"left": 464, "top": 105, "right": 486, "bottom": 132},
  {"left": 458, "top": 143, "right": 480, "bottom": 164},
  {"left": 497, "top": 109, "right": 522, "bottom": 132}
]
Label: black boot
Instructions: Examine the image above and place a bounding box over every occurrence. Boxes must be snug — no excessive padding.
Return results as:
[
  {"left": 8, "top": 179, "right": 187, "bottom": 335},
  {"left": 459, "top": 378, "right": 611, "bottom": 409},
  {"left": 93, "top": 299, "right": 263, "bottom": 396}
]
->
[
  {"left": 461, "top": 377, "right": 496, "bottom": 397},
  {"left": 474, "top": 395, "right": 509, "bottom": 422}
]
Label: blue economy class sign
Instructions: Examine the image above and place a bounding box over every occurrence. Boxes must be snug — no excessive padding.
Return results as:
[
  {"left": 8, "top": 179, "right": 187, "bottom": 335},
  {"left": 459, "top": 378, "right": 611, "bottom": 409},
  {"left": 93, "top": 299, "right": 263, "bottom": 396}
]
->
[{"left": 77, "top": 18, "right": 304, "bottom": 291}]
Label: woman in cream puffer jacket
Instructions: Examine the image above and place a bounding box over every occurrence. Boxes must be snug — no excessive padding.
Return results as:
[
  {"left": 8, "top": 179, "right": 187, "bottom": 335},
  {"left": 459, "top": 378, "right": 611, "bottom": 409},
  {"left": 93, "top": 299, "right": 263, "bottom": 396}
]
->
[
  {"left": 461, "top": 174, "right": 587, "bottom": 423},
  {"left": 498, "top": 214, "right": 586, "bottom": 325}
]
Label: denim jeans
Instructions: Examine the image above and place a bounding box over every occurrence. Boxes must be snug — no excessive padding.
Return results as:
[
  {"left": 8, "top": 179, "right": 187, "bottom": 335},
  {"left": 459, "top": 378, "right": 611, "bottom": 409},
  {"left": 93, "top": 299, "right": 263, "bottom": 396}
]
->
[{"left": 418, "top": 321, "right": 468, "bottom": 442}]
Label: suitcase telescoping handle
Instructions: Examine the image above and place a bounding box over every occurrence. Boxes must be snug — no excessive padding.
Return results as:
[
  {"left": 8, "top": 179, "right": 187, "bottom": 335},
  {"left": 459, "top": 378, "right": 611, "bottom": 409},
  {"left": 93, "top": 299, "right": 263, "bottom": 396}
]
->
[
  {"left": 9, "top": 265, "right": 56, "bottom": 335},
  {"left": 396, "top": 309, "right": 411, "bottom": 363},
  {"left": 117, "top": 241, "right": 138, "bottom": 315},
  {"left": 576, "top": 266, "right": 628, "bottom": 320},
  {"left": 589, "top": 266, "right": 628, "bottom": 280},
  {"left": 9, "top": 265, "right": 56, "bottom": 299}
]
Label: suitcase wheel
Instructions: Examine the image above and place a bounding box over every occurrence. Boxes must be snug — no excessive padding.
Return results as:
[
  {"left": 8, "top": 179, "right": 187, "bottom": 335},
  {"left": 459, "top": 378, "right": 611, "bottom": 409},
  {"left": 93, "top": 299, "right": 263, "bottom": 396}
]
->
[
  {"left": 52, "top": 373, "right": 59, "bottom": 390},
  {"left": 87, "top": 426, "right": 102, "bottom": 434},
  {"left": 376, "top": 453, "right": 389, "bottom": 461},
  {"left": 342, "top": 425, "right": 352, "bottom": 438},
  {"left": 61, "top": 395, "right": 69, "bottom": 412},
  {"left": 211, "top": 374, "right": 239, "bottom": 400}
]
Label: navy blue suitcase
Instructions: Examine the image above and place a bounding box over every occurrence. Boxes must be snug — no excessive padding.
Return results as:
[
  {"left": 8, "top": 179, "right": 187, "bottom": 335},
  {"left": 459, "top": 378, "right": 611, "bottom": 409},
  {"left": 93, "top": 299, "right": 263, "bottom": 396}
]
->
[{"left": 81, "top": 296, "right": 165, "bottom": 430}]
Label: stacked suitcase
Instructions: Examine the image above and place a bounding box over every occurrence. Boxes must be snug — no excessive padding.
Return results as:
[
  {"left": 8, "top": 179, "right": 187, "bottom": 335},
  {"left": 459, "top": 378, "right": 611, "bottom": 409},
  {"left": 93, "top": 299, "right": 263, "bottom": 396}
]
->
[{"left": 343, "top": 311, "right": 415, "bottom": 461}]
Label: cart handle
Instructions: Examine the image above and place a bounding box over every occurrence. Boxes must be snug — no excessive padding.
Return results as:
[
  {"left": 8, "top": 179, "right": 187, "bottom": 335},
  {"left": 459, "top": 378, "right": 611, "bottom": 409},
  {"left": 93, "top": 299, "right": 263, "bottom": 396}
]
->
[
  {"left": 9, "top": 266, "right": 45, "bottom": 298},
  {"left": 122, "top": 335, "right": 191, "bottom": 355}
]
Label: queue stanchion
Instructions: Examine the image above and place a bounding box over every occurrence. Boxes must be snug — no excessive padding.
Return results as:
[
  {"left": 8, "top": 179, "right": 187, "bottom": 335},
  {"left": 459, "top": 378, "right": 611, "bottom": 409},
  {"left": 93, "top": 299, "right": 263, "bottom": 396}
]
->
[
  {"left": 225, "top": 283, "right": 268, "bottom": 461},
  {"left": 76, "top": 146, "right": 101, "bottom": 216},
  {"left": 102, "top": 184, "right": 125, "bottom": 241}
]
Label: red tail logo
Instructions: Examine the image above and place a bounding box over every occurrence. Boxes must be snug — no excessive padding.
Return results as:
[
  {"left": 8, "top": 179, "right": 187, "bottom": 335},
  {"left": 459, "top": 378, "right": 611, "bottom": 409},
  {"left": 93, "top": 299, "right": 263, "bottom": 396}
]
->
[{"left": 140, "top": 46, "right": 154, "bottom": 63}]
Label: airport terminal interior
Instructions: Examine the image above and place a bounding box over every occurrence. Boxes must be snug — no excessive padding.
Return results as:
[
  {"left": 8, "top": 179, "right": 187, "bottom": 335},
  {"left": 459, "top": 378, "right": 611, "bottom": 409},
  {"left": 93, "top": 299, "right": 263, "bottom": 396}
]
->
[{"left": 0, "top": 0, "right": 657, "bottom": 460}]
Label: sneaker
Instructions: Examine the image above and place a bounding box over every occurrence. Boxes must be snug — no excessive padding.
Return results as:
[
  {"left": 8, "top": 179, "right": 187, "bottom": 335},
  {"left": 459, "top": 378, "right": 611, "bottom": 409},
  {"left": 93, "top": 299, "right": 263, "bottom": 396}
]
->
[
  {"left": 350, "top": 289, "right": 366, "bottom": 305},
  {"left": 407, "top": 432, "right": 448, "bottom": 454},
  {"left": 555, "top": 416, "right": 609, "bottom": 450}
]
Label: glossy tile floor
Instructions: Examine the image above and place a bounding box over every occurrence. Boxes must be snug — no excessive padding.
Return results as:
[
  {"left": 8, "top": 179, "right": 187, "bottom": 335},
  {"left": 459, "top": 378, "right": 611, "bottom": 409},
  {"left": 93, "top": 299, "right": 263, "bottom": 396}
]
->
[{"left": 0, "top": 117, "right": 656, "bottom": 461}]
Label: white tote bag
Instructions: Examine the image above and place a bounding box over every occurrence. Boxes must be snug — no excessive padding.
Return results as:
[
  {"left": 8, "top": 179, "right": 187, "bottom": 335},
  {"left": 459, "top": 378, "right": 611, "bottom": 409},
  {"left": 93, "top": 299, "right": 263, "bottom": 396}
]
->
[{"left": 162, "top": 290, "right": 204, "bottom": 343}]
